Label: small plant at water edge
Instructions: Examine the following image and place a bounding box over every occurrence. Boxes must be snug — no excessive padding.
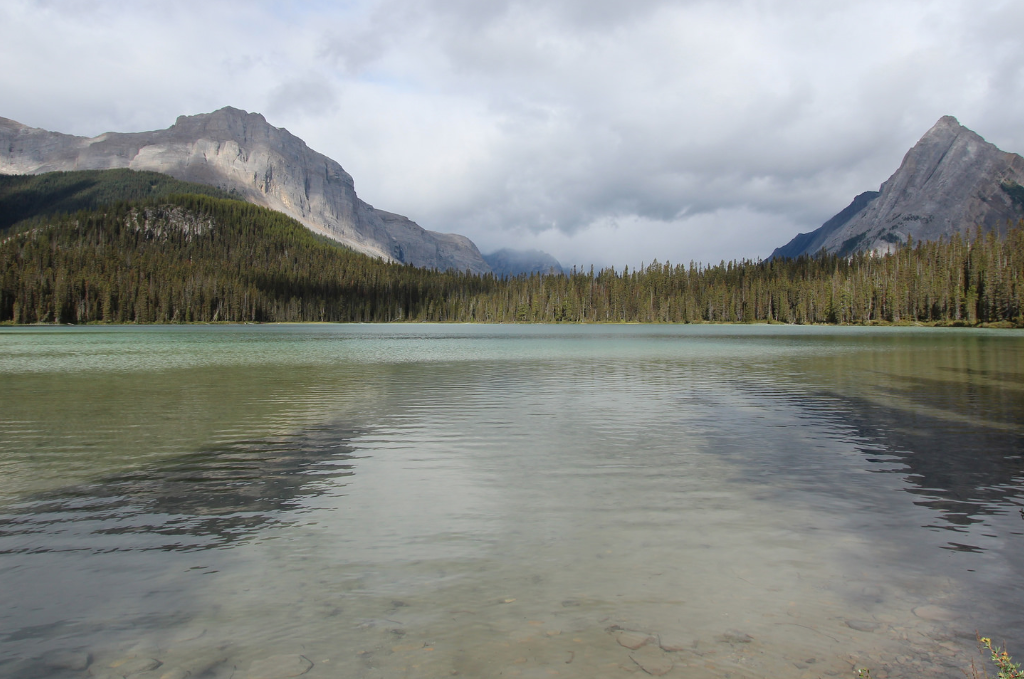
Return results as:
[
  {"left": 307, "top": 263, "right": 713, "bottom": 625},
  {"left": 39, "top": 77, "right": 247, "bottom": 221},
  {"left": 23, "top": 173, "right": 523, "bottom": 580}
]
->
[{"left": 979, "top": 637, "right": 1023, "bottom": 679}]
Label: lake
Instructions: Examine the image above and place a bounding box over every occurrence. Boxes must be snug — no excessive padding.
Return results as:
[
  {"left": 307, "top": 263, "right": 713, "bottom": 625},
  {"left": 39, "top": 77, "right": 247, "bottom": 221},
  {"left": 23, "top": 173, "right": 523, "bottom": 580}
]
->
[{"left": 1, "top": 324, "right": 1022, "bottom": 679}]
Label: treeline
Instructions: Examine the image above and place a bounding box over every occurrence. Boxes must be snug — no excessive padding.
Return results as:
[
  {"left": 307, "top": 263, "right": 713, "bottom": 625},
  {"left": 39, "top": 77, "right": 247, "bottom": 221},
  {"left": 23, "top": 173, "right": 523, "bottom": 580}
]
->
[
  {"left": 444, "top": 227, "right": 1024, "bottom": 325},
  {"left": 1, "top": 193, "right": 1022, "bottom": 326},
  {"left": 0, "top": 194, "right": 495, "bottom": 324}
]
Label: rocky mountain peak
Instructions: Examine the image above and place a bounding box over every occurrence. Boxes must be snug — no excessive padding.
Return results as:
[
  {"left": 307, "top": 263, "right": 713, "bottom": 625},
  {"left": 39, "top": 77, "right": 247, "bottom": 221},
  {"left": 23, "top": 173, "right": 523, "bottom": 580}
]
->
[
  {"left": 897, "top": 115, "right": 991, "bottom": 174},
  {"left": 0, "top": 108, "right": 490, "bottom": 273},
  {"left": 170, "top": 107, "right": 282, "bottom": 147},
  {"left": 771, "top": 116, "right": 1024, "bottom": 259},
  {"left": 928, "top": 114, "right": 965, "bottom": 135}
]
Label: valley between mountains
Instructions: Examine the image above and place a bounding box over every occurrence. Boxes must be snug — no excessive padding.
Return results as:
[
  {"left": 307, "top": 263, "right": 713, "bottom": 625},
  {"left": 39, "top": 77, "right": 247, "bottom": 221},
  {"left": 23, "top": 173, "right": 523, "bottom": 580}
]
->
[{"left": 2, "top": 109, "right": 1024, "bottom": 326}]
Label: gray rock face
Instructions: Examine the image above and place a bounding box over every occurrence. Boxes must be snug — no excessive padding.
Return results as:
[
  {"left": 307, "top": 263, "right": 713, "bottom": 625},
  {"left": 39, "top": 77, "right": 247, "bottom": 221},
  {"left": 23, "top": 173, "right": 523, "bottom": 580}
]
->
[
  {"left": 483, "top": 248, "right": 565, "bottom": 277},
  {"left": 772, "top": 116, "right": 1024, "bottom": 259},
  {"left": 0, "top": 107, "right": 490, "bottom": 273}
]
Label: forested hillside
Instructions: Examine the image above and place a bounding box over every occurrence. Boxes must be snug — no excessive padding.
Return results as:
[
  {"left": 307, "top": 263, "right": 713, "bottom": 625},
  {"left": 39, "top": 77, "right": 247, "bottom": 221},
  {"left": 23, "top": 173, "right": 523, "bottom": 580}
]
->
[
  {"left": 0, "top": 169, "right": 234, "bottom": 232},
  {"left": 1, "top": 171, "right": 1022, "bottom": 325}
]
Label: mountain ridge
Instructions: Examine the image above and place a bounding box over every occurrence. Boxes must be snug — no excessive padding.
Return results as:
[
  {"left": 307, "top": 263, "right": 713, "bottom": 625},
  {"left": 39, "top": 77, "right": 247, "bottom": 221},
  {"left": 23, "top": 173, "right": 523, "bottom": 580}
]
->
[
  {"left": 771, "top": 116, "right": 1024, "bottom": 259},
  {"left": 0, "top": 107, "right": 491, "bottom": 273}
]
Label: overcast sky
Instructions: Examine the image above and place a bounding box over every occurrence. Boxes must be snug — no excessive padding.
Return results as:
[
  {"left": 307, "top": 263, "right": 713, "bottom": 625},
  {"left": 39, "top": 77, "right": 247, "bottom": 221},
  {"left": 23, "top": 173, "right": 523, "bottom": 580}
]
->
[{"left": 4, "top": 0, "right": 1024, "bottom": 268}]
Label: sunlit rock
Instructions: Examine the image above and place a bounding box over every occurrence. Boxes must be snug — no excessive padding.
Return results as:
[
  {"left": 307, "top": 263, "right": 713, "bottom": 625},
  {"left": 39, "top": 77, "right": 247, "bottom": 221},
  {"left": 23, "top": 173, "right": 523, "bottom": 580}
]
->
[{"left": 0, "top": 108, "right": 490, "bottom": 274}]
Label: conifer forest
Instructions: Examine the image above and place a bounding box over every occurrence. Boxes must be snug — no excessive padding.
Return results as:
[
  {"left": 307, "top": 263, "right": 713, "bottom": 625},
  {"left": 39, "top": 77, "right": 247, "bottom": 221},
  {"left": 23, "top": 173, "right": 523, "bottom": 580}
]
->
[{"left": 1, "top": 171, "right": 1022, "bottom": 326}]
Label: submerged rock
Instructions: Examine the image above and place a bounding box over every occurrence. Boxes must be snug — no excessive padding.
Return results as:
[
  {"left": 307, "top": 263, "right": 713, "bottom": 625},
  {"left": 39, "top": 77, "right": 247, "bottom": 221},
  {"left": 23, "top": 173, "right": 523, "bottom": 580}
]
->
[
  {"left": 42, "top": 650, "right": 91, "bottom": 671},
  {"left": 246, "top": 654, "right": 313, "bottom": 679},
  {"left": 913, "top": 605, "right": 957, "bottom": 622},
  {"left": 615, "top": 630, "right": 654, "bottom": 650},
  {"left": 116, "top": 657, "right": 162, "bottom": 674},
  {"left": 658, "top": 632, "right": 695, "bottom": 652},
  {"left": 629, "top": 646, "right": 674, "bottom": 676},
  {"left": 171, "top": 627, "right": 207, "bottom": 642},
  {"left": 846, "top": 620, "right": 880, "bottom": 632},
  {"left": 179, "top": 653, "right": 228, "bottom": 678},
  {"left": 721, "top": 629, "right": 754, "bottom": 644},
  {"left": 159, "top": 669, "right": 191, "bottom": 679},
  {"left": 93, "top": 657, "right": 161, "bottom": 678},
  {"left": 862, "top": 585, "right": 884, "bottom": 602}
]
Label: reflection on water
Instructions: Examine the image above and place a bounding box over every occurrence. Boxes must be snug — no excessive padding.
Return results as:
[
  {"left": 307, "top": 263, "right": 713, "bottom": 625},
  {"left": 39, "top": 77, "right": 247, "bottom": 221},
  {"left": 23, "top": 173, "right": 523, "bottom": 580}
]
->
[
  {"left": 789, "top": 340, "right": 1024, "bottom": 536},
  {"left": 840, "top": 383, "right": 1024, "bottom": 536},
  {"left": 0, "top": 324, "right": 1022, "bottom": 679},
  {"left": 1, "top": 425, "right": 359, "bottom": 555}
]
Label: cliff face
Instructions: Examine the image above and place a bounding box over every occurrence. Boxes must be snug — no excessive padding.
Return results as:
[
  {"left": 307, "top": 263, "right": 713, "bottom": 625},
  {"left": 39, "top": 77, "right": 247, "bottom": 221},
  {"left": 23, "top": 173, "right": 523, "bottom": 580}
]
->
[
  {"left": 0, "top": 107, "right": 490, "bottom": 273},
  {"left": 772, "top": 116, "right": 1024, "bottom": 258}
]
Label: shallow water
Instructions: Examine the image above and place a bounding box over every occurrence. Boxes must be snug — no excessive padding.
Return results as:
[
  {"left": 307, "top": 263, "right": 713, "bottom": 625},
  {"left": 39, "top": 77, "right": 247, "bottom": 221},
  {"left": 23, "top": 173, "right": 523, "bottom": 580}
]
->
[{"left": 1, "top": 324, "right": 1023, "bottom": 679}]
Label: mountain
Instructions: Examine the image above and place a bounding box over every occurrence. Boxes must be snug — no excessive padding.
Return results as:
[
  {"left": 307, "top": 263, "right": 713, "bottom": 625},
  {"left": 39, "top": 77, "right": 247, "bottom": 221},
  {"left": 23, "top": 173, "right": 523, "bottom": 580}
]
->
[
  {"left": 5, "top": 183, "right": 1021, "bottom": 325},
  {"left": 0, "top": 182, "right": 499, "bottom": 324},
  {"left": 482, "top": 248, "right": 565, "bottom": 277},
  {"left": 0, "top": 107, "right": 490, "bottom": 273},
  {"left": 771, "top": 116, "right": 1024, "bottom": 259}
]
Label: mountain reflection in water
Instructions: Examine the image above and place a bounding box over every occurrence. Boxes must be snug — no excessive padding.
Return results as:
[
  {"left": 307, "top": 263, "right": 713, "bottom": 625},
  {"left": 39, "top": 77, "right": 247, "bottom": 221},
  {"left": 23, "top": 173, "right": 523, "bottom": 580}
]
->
[
  {"left": 0, "top": 425, "right": 359, "bottom": 554},
  {"left": 812, "top": 360, "right": 1024, "bottom": 539}
]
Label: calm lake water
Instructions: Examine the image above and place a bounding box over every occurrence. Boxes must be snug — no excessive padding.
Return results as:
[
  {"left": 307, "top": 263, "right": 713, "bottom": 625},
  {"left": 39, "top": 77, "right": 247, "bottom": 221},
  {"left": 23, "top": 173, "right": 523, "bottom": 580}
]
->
[{"left": 1, "top": 324, "right": 1023, "bottom": 679}]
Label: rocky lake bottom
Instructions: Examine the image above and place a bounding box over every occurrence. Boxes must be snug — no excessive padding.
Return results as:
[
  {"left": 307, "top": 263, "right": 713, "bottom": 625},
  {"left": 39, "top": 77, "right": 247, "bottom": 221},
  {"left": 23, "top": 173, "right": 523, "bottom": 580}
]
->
[{"left": 1, "top": 324, "right": 1022, "bottom": 679}]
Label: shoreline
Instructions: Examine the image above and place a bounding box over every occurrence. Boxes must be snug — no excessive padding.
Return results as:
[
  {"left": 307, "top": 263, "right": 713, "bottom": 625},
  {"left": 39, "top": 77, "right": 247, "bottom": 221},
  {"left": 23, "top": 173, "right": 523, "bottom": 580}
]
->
[{"left": 1, "top": 319, "right": 1021, "bottom": 329}]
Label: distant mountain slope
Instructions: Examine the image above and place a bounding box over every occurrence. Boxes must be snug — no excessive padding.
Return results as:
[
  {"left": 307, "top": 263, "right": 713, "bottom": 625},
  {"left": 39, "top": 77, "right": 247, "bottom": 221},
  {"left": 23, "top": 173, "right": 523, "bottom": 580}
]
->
[
  {"left": 0, "top": 169, "right": 235, "bottom": 232},
  {"left": 483, "top": 248, "right": 565, "bottom": 277},
  {"left": 0, "top": 107, "right": 490, "bottom": 273},
  {"left": 770, "top": 191, "right": 879, "bottom": 260},
  {"left": 772, "top": 116, "right": 1024, "bottom": 259}
]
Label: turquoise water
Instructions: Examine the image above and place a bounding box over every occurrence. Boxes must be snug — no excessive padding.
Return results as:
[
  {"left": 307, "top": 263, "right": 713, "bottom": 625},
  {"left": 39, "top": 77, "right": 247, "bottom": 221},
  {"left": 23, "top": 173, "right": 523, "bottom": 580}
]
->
[{"left": 1, "top": 324, "right": 1022, "bottom": 678}]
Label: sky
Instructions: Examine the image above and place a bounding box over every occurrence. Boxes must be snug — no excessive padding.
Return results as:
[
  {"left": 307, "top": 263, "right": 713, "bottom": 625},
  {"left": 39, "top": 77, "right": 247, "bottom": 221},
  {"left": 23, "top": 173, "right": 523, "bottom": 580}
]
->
[{"left": 3, "top": 0, "right": 1024, "bottom": 269}]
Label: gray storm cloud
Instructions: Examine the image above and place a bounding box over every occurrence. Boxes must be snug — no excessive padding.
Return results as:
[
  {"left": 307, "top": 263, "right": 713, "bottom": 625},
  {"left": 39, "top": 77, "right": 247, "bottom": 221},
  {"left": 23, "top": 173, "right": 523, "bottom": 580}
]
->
[{"left": 3, "top": 0, "right": 1024, "bottom": 268}]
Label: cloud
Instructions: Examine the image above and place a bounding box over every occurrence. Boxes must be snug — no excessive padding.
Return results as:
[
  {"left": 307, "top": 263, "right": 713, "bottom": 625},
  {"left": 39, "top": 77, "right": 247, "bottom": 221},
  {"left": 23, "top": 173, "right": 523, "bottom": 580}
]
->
[
  {"left": 497, "top": 208, "right": 803, "bottom": 272},
  {"left": 266, "top": 75, "right": 341, "bottom": 119},
  {"left": 2, "top": 0, "right": 1024, "bottom": 265}
]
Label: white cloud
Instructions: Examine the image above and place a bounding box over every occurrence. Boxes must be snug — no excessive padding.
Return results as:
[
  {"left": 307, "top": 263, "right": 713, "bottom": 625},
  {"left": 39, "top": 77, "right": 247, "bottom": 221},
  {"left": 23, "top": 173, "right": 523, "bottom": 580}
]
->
[{"left": 2, "top": 0, "right": 1023, "bottom": 265}]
